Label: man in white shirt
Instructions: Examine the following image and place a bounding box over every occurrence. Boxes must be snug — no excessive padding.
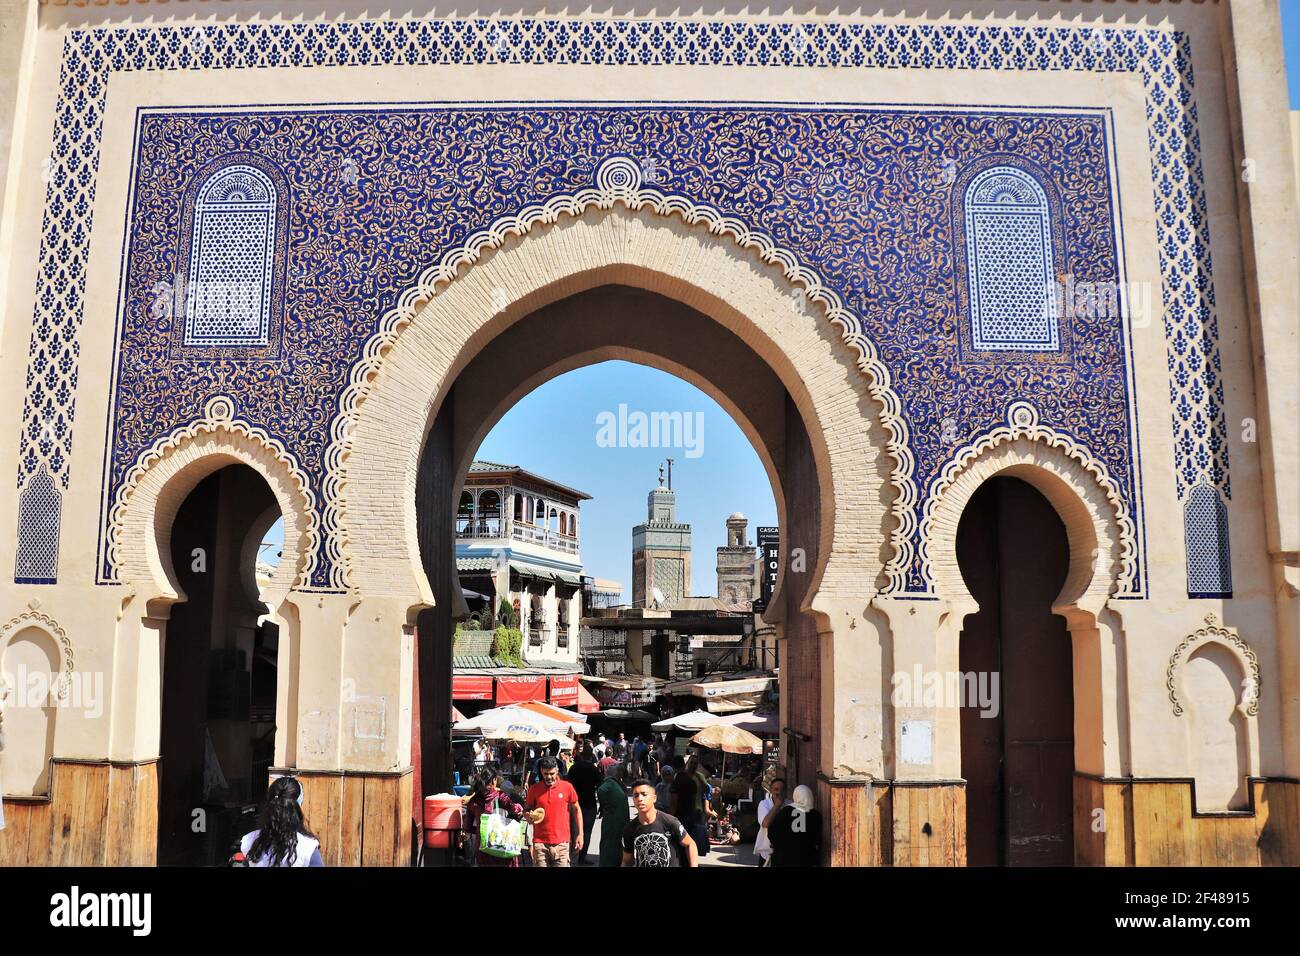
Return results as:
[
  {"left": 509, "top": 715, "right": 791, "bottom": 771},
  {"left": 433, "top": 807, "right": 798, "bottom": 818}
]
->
[{"left": 753, "top": 776, "right": 788, "bottom": 867}]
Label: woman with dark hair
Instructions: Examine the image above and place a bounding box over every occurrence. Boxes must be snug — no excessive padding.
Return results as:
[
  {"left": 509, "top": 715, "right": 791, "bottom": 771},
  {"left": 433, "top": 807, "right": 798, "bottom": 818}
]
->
[
  {"left": 238, "top": 776, "right": 324, "bottom": 867},
  {"left": 463, "top": 764, "right": 526, "bottom": 867}
]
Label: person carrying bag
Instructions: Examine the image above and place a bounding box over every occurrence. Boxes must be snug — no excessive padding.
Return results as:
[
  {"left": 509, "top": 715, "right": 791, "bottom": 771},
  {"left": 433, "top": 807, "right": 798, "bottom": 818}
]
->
[
  {"left": 464, "top": 765, "right": 526, "bottom": 867},
  {"left": 479, "top": 795, "right": 526, "bottom": 860}
]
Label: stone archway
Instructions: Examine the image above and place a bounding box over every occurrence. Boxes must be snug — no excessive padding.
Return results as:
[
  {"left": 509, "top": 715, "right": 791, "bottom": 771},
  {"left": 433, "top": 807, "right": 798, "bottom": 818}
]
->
[
  {"left": 104, "top": 396, "right": 317, "bottom": 864},
  {"left": 340, "top": 206, "right": 897, "bottom": 614},
  {"left": 338, "top": 203, "right": 899, "bottom": 814}
]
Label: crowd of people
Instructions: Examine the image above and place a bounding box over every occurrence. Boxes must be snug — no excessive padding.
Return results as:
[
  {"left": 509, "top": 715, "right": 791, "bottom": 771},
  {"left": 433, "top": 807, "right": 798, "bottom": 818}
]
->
[
  {"left": 227, "top": 730, "right": 822, "bottom": 868},
  {"left": 455, "top": 730, "right": 822, "bottom": 868},
  {"left": 463, "top": 731, "right": 671, "bottom": 786}
]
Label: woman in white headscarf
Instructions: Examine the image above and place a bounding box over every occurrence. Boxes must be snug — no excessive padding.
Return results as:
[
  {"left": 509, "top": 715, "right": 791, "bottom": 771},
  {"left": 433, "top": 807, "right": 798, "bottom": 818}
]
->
[{"left": 765, "top": 784, "right": 822, "bottom": 866}]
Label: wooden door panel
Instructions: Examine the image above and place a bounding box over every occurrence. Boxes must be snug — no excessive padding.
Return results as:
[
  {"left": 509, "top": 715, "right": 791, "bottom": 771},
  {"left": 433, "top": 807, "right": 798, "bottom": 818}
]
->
[
  {"left": 1005, "top": 741, "right": 1074, "bottom": 866},
  {"left": 958, "top": 477, "right": 1074, "bottom": 867},
  {"left": 958, "top": 479, "right": 1004, "bottom": 866}
]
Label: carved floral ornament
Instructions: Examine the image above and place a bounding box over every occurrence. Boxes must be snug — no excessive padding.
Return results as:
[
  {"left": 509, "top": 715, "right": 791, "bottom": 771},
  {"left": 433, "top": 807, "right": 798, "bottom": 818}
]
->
[
  {"left": 1166, "top": 613, "right": 1260, "bottom": 718},
  {"left": 0, "top": 604, "right": 75, "bottom": 700}
]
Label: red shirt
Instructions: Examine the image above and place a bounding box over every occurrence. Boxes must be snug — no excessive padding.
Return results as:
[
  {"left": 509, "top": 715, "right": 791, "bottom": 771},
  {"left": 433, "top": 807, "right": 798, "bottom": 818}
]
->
[{"left": 525, "top": 780, "right": 579, "bottom": 844}]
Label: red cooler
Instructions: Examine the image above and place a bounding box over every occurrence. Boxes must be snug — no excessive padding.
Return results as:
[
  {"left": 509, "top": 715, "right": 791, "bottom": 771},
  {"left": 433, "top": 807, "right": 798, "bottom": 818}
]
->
[{"left": 423, "top": 794, "right": 463, "bottom": 849}]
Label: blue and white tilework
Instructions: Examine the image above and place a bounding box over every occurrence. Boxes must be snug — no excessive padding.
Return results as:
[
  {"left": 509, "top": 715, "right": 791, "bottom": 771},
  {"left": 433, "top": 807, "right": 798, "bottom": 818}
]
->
[{"left": 12, "top": 19, "right": 1227, "bottom": 598}]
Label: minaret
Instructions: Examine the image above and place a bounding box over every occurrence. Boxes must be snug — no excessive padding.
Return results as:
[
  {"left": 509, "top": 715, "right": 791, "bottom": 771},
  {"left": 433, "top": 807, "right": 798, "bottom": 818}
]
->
[
  {"left": 632, "top": 461, "right": 692, "bottom": 606},
  {"left": 717, "top": 512, "right": 757, "bottom": 604}
]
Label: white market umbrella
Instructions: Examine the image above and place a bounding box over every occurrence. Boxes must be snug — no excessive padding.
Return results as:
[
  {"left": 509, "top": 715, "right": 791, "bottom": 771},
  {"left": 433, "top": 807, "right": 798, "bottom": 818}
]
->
[
  {"left": 454, "top": 704, "right": 571, "bottom": 742},
  {"left": 515, "top": 700, "right": 590, "bottom": 735},
  {"left": 651, "top": 709, "right": 719, "bottom": 732}
]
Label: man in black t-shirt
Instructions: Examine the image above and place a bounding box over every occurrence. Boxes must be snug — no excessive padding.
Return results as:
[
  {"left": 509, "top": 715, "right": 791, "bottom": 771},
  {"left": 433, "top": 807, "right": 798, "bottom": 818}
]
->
[{"left": 622, "top": 779, "right": 698, "bottom": 868}]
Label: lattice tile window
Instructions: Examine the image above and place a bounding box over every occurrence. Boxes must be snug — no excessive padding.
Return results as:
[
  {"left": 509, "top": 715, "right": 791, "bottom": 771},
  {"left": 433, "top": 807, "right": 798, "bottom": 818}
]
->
[
  {"left": 183, "top": 165, "right": 278, "bottom": 347},
  {"left": 1185, "top": 483, "right": 1232, "bottom": 598},
  {"left": 652, "top": 557, "right": 684, "bottom": 603},
  {"left": 14, "top": 466, "right": 60, "bottom": 583},
  {"left": 963, "top": 166, "right": 1060, "bottom": 352}
]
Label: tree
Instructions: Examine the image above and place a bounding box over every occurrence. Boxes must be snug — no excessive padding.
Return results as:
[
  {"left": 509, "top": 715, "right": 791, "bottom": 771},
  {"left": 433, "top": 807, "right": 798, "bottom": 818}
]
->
[
  {"left": 497, "top": 597, "right": 516, "bottom": 629},
  {"left": 493, "top": 626, "right": 524, "bottom": 667}
]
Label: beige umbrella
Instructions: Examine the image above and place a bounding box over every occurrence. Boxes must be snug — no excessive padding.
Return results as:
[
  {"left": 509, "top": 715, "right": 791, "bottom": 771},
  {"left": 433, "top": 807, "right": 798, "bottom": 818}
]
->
[
  {"left": 690, "top": 724, "right": 763, "bottom": 791},
  {"left": 690, "top": 724, "right": 763, "bottom": 755}
]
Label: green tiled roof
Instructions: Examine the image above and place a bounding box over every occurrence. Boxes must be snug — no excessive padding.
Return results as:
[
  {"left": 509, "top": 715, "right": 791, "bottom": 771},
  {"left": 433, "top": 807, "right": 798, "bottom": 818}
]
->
[
  {"left": 469, "top": 459, "right": 517, "bottom": 472},
  {"left": 525, "top": 659, "right": 582, "bottom": 672},
  {"left": 453, "top": 655, "right": 501, "bottom": 670}
]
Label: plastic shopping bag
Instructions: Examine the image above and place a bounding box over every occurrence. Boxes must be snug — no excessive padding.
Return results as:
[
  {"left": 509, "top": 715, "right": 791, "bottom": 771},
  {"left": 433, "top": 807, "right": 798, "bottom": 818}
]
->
[{"left": 479, "top": 807, "right": 525, "bottom": 859}]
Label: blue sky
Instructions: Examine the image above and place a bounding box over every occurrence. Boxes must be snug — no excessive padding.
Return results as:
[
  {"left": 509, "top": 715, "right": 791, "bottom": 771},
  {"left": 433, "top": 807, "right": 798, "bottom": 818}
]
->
[
  {"left": 476, "top": 362, "right": 777, "bottom": 599},
  {"left": 260, "top": 362, "right": 776, "bottom": 597},
  {"left": 1286, "top": 1, "right": 1300, "bottom": 107}
]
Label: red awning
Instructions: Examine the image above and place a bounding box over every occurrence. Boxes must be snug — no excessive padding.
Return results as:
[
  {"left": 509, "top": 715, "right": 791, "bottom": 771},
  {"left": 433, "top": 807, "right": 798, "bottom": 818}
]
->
[
  {"left": 576, "top": 682, "right": 601, "bottom": 714},
  {"left": 452, "top": 674, "right": 494, "bottom": 701},
  {"left": 549, "top": 674, "right": 579, "bottom": 707},
  {"left": 495, "top": 675, "right": 546, "bottom": 705}
]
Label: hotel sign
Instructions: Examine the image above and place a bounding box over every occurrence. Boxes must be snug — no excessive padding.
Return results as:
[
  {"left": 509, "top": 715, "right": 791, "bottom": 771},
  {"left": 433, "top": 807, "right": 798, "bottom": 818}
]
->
[{"left": 755, "top": 526, "right": 779, "bottom": 613}]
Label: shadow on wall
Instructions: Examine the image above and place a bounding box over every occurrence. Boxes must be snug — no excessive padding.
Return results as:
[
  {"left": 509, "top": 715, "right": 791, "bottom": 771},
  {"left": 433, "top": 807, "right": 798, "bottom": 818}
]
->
[
  {"left": 1, "top": 627, "right": 61, "bottom": 797},
  {"left": 1183, "top": 642, "right": 1250, "bottom": 812}
]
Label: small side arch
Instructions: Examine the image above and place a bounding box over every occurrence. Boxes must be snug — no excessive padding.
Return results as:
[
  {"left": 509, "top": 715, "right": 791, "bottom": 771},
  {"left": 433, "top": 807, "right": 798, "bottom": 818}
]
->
[
  {"left": 1167, "top": 616, "right": 1260, "bottom": 720},
  {"left": 927, "top": 420, "right": 1129, "bottom": 784},
  {"left": 107, "top": 396, "right": 317, "bottom": 614},
  {"left": 928, "top": 441, "right": 1124, "bottom": 620},
  {"left": 922, "top": 401, "right": 1135, "bottom": 604},
  {"left": 1168, "top": 617, "right": 1259, "bottom": 810},
  {"left": 0, "top": 612, "right": 71, "bottom": 796}
]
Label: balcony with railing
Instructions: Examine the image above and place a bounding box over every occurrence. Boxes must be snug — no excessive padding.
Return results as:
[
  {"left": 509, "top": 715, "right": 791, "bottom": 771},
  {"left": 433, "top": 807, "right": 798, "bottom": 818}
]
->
[
  {"left": 510, "top": 522, "right": 578, "bottom": 554},
  {"left": 455, "top": 518, "right": 502, "bottom": 539}
]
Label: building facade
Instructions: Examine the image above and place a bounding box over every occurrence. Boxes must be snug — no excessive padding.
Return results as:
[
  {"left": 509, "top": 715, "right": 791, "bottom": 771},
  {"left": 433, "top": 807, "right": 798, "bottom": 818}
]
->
[
  {"left": 0, "top": 0, "right": 1296, "bottom": 867},
  {"left": 448, "top": 461, "right": 587, "bottom": 710},
  {"left": 454, "top": 460, "right": 586, "bottom": 667}
]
